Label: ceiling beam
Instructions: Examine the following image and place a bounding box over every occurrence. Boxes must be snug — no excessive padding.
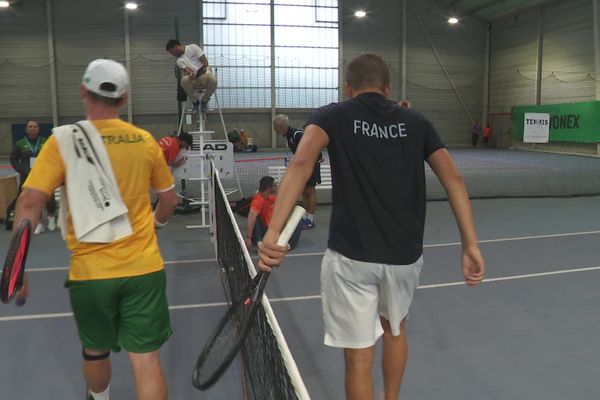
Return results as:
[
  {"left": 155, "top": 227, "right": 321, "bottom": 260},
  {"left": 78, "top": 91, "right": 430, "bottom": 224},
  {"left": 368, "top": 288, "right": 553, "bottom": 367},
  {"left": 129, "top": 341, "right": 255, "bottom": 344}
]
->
[
  {"left": 469, "top": 0, "right": 509, "bottom": 15},
  {"left": 430, "top": 0, "right": 488, "bottom": 24},
  {"left": 480, "top": 0, "right": 563, "bottom": 20}
]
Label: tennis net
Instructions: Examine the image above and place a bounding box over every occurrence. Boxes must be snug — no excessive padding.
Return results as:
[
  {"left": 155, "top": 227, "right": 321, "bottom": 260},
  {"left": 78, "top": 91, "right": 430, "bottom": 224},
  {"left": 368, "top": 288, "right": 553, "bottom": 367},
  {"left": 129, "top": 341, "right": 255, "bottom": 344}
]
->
[{"left": 212, "top": 167, "right": 310, "bottom": 400}]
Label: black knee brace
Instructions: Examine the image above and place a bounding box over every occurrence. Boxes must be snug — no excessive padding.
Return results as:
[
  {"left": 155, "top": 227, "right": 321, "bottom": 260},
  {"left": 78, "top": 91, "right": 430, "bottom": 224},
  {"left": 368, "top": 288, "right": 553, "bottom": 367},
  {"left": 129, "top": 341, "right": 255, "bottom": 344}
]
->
[{"left": 82, "top": 349, "right": 110, "bottom": 361}]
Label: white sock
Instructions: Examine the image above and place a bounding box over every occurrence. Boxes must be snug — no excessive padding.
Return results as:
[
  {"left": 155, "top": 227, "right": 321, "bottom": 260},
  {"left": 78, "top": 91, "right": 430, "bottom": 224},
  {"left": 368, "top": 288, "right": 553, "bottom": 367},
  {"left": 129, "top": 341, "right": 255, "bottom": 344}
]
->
[
  {"left": 306, "top": 213, "right": 314, "bottom": 222},
  {"left": 89, "top": 386, "right": 110, "bottom": 400}
]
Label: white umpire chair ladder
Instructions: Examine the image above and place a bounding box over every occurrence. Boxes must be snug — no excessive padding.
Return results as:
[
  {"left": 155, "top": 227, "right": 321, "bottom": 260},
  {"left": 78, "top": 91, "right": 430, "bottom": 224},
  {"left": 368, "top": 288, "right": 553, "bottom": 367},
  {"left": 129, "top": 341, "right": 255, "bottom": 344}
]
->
[{"left": 173, "top": 87, "right": 243, "bottom": 229}]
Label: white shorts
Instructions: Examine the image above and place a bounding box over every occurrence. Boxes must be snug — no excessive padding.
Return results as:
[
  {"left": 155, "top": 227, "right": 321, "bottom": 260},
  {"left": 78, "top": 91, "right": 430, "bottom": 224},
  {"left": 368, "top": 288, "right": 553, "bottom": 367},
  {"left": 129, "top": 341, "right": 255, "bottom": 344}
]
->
[{"left": 321, "top": 248, "right": 423, "bottom": 349}]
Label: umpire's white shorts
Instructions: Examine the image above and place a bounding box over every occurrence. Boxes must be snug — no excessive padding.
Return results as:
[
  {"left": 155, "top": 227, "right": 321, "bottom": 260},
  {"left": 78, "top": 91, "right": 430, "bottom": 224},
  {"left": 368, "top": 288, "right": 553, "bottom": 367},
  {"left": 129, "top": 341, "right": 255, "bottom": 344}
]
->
[{"left": 321, "top": 248, "right": 423, "bottom": 349}]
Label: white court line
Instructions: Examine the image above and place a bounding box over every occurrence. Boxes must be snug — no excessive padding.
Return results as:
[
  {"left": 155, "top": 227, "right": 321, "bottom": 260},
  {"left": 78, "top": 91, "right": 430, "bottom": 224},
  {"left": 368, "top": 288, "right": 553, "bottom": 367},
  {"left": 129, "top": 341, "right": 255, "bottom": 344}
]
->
[
  {"left": 267, "top": 265, "right": 600, "bottom": 301},
  {"left": 424, "top": 229, "right": 600, "bottom": 248},
  {"left": 25, "top": 229, "right": 600, "bottom": 273},
  {"left": 1, "top": 264, "right": 599, "bottom": 322}
]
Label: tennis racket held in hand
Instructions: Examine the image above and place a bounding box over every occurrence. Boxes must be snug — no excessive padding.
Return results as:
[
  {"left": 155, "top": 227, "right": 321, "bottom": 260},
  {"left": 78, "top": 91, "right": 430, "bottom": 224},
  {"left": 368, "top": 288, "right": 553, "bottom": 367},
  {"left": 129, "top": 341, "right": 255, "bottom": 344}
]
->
[
  {"left": 192, "top": 205, "right": 306, "bottom": 390},
  {"left": 1, "top": 219, "right": 32, "bottom": 305}
]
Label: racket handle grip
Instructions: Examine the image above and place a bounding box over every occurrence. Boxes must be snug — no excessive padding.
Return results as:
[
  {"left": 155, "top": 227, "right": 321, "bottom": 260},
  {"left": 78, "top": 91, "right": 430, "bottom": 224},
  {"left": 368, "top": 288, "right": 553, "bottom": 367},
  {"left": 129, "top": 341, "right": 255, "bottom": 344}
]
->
[
  {"left": 15, "top": 297, "right": 26, "bottom": 307},
  {"left": 276, "top": 205, "right": 306, "bottom": 247}
]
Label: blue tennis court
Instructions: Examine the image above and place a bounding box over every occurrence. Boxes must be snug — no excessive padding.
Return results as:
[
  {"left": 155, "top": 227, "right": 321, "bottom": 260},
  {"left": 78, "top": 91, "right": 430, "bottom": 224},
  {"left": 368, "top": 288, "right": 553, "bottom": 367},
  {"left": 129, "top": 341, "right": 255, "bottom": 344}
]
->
[{"left": 1, "top": 149, "right": 599, "bottom": 398}]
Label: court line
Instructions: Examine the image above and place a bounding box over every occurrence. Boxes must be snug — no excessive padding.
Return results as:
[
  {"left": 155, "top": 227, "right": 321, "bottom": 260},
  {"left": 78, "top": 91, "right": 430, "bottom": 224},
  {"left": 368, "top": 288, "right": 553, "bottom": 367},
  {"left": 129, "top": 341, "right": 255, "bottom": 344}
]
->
[
  {"left": 424, "top": 229, "right": 600, "bottom": 248},
  {"left": 24, "top": 229, "right": 600, "bottom": 273},
  {"left": 267, "top": 265, "right": 600, "bottom": 301},
  {"left": 1, "top": 264, "right": 599, "bottom": 322}
]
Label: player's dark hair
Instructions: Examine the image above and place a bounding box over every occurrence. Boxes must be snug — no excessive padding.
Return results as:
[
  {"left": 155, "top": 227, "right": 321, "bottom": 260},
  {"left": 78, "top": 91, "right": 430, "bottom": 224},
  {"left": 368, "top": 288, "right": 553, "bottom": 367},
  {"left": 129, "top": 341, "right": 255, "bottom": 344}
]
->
[
  {"left": 166, "top": 39, "right": 181, "bottom": 51},
  {"left": 259, "top": 176, "right": 275, "bottom": 192},
  {"left": 25, "top": 119, "right": 39, "bottom": 127},
  {"left": 178, "top": 132, "right": 194, "bottom": 147},
  {"left": 345, "top": 53, "right": 390, "bottom": 91}
]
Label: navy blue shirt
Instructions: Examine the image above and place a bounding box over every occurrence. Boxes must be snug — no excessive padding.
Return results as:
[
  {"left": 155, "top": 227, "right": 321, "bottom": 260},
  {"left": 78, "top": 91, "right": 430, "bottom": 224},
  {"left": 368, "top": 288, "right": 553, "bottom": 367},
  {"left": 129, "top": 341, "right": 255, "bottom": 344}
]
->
[
  {"left": 285, "top": 127, "right": 303, "bottom": 154},
  {"left": 286, "top": 126, "right": 323, "bottom": 164},
  {"left": 306, "top": 92, "right": 445, "bottom": 265}
]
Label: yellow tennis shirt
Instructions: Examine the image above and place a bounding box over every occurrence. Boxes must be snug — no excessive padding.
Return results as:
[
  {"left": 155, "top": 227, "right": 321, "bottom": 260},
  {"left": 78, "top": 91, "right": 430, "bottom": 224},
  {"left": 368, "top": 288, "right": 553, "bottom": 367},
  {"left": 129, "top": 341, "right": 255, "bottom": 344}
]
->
[{"left": 24, "top": 119, "right": 174, "bottom": 281}]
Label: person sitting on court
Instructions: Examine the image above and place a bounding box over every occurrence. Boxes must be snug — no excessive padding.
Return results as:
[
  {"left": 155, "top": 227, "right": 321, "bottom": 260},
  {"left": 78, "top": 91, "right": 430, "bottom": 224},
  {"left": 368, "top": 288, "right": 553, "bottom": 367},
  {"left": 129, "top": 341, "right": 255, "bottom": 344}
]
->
[
  {"left": 166, "top": 39, "right": 218, "bottom": 114},
  {"left": 244, "top": 176, "right": 302, "bottom": 250},
  {"left": 159, "top": 131, "right": 193, "bottom": 168}
]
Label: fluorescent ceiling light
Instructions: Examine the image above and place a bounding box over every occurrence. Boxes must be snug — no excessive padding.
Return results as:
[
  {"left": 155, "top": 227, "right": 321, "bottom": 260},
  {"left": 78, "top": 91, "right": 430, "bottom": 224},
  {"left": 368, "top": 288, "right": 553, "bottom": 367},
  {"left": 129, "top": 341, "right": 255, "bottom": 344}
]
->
[
  {"left": 125, "top": 2, "right": 138, "bottom": 10},
  {"left": 0, "top": 1, "right": 10, "bottom": 8},
  {"left": 448, "top": 17, "right": 459, "bottom": 24},
  {"left": 354, "top": 10, "right": 366, "bottom": 18}
]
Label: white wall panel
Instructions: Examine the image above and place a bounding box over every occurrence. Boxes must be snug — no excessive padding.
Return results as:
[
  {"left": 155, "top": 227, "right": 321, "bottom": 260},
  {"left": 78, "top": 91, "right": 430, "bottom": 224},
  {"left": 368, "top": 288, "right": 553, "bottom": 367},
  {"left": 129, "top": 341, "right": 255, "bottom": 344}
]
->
[
  {"left": 489, "top": 1, "right": 594, "bottom": 111},
  {"left": 0, "top": 1, "right": 52, "bottom": 118},
  {"left": 489, "top": 9, "right": 539, "bottom": 112},
  {"left": 540, "top": 0, "right": 594, "bottom": 103},
  {"left": 406, "top": 2, "right": 487, "bottom": 146},
  {"left": 129, "top": 0, "right": 199, "bottom": 115},
  {"left": 52, "top": 0, "right": 125, "bottom": 116}
]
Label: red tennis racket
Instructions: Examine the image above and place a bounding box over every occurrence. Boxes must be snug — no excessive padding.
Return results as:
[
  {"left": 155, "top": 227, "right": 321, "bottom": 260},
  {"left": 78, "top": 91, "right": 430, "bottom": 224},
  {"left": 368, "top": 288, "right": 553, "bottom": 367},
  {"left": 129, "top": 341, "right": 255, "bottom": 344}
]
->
[{"left": 0, "top": 219, "right": 32, "bottom": 305}]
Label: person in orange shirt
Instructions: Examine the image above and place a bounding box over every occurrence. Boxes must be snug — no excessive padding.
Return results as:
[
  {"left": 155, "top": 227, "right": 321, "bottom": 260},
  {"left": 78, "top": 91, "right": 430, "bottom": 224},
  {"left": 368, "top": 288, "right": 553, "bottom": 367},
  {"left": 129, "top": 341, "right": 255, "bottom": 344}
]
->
[
  {"left": 244, "top": 176, "right": 302, "bottom": 250},
  {"left": 158, "top": 131, "right": 193, "bottom": 168},
  {"left": 482, "top": 122, "right": 492, "bottom": 148}
]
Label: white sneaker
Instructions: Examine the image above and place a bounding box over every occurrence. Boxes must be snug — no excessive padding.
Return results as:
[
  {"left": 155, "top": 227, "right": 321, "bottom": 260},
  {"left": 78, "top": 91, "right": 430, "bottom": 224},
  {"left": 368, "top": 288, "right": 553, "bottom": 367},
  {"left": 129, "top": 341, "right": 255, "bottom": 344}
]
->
[
  {"left": 34, "top": 223, "right": 45, "bottom": 235},
  {"left": 47, "top": 216, "right": 56, "bottom": 232}
]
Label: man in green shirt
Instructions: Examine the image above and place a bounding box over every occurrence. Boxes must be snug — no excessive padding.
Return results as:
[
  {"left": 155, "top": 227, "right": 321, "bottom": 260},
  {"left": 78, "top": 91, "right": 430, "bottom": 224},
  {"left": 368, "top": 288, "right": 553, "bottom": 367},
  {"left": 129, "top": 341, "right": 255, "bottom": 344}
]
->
[{"left": 10, "top": 119, "right": 57, "bottom": 234}]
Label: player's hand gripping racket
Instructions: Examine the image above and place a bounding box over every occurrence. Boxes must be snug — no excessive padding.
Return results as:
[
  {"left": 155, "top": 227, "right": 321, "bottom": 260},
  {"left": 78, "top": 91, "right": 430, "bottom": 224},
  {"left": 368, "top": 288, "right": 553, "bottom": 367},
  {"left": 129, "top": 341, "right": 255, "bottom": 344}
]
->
[
  {"left": 0, "top": 219, "right": 32, "bottom": 305},
  {"left": 192, "top": 205, "right": 306, "bottom": 390}
]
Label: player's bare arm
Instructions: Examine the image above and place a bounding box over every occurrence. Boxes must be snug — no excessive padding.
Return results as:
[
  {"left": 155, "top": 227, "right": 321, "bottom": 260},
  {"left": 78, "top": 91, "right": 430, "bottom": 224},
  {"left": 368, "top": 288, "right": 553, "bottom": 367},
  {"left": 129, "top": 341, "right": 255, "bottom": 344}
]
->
[
  {"left": 427, "top": 148, "right": 485, "bottom": 286},
  {"left": 15, "top": 188, "right": 49, "bottom": 233},
  {"left": 258, "top": 124, "right": 328, "bottom": 271},
  {"left": 245, "top": 209, "right": 259, "bottom": 249},
  {"left": 13, "top": 188, "right": 49, "bottom": 301},
  {"left": 198, "top": 55, "right": 209, "bottom": 75}
]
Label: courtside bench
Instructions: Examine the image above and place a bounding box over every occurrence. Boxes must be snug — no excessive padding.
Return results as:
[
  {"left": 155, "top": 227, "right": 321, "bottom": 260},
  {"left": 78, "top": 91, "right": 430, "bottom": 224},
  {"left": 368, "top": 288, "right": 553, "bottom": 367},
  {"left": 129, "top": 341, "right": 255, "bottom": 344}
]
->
[{"left": 267, "top": 164, "right": 332, "bottom": 204}]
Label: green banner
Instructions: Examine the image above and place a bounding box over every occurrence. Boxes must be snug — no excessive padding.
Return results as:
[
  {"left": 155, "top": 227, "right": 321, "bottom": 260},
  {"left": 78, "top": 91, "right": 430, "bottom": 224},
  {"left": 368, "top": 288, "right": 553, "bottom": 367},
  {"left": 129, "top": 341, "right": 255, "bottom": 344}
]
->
[{"left": 511, "top": 101, "right": 600, "bottom": 143}]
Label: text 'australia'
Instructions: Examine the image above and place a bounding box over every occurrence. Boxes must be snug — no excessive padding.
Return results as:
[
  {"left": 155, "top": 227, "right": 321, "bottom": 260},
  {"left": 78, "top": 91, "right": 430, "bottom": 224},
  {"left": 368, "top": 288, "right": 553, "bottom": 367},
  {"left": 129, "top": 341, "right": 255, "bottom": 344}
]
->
[
  {"left": 353, "top": 120, "right": 407, "bottom": 139},
  {"left": 102, "top": 134, "right": 144, "bottom": 145}
]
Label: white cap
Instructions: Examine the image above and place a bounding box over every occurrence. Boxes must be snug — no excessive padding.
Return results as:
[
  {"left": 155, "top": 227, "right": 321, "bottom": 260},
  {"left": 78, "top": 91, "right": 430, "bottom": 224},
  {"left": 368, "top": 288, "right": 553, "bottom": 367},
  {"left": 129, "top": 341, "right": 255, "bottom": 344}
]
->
[{"left": 82, "top": 59, "right": 129, "bottom": 98}]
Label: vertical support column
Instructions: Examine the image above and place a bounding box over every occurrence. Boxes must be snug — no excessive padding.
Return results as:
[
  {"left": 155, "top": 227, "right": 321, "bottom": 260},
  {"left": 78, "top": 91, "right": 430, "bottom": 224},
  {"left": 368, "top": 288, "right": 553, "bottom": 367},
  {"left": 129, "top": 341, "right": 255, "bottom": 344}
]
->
[
  {"left": 199, "top": 0, "right": 204, "bottom": 45},
  {"left": 338, "top": 0, "right": 344, "bottom": 101},
  {"left": 270, "top": 0, "right": 277, "bottom": 148},
  {"left": 401, "top": 0, "right": 407, "bottom": 101},
  {"left": 594, "top": 0, "right": 600, "bottom": 100},
  {"left": 410, "top": 3, "right": 473, "bottom": 123},
  {"left": 199, "top": 134, "right": 206, "bottom": 227},
  {"left": 593, "top": 0, "right": 600, "bottom": 154},
  {"left": 482, "top": 23, "right": 490, "bottom": 125},
  {"left": 46, "top": 0, "right": 59, "bottom": 127},
  {"left": 124, "top": 7, "right": 133, "bottom": 123},
  {"left": 535, "top": 5, "right": 543, "bottom": 105}
]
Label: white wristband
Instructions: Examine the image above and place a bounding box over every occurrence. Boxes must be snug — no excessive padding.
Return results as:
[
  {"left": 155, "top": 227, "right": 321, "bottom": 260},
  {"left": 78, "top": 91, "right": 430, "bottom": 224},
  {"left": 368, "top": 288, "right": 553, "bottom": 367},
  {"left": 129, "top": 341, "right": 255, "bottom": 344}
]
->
[{"left": 154, "top": 212, "right": 168, "bottom": 229}]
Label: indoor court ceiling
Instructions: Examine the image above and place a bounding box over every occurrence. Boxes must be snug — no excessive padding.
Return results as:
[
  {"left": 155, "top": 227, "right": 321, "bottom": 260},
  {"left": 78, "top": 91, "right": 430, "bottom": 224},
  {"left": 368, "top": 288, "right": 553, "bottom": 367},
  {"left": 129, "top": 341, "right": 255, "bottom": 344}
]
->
[{"left": 435, "top": 0, "right": 563, "bottom": 21}]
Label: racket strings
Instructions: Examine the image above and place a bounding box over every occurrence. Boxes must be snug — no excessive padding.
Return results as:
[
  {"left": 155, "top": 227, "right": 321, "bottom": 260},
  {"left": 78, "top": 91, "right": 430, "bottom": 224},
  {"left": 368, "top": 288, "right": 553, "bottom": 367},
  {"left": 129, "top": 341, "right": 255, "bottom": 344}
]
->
[{"left": 196, "top": 301, "right": 253, "bottom": 385}]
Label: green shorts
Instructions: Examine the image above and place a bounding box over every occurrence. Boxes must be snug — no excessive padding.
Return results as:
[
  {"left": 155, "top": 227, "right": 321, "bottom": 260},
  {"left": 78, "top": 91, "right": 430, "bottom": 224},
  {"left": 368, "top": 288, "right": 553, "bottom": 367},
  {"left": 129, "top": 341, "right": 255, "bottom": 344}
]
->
[{"left": 66, "top": 269, "right": 172, "bottom": 353}]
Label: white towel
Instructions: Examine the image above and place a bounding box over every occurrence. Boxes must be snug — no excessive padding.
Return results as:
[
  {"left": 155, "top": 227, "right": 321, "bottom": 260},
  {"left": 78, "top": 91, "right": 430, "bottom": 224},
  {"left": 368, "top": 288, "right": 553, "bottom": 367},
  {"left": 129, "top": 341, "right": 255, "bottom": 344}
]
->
[{"left": 54, "top": 120, "right": 132, "bottom": 243}]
